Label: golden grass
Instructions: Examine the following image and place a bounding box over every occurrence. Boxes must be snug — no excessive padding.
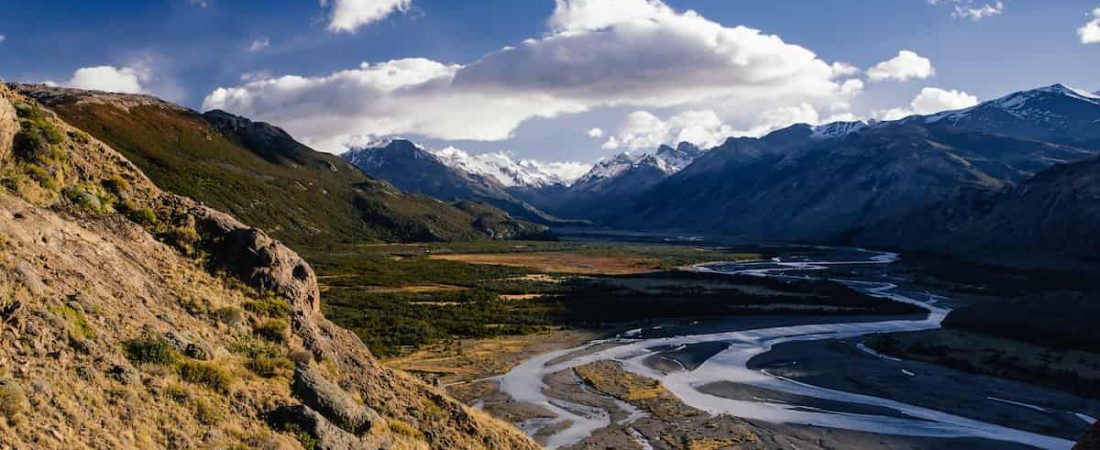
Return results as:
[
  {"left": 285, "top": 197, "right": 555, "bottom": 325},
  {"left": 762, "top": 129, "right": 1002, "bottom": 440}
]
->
[{"left": 428, "top": 252, "right": 661, "bottom": 275}]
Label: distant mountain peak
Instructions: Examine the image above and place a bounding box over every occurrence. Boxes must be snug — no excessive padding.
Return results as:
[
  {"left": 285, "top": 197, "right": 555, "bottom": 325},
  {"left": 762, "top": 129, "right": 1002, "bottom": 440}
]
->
[
  {"left": 811, "top": 121, "right": 867, "bottom": 139},
  {"left": 431, "top": 147, "right": 589, "bottom": 188}
]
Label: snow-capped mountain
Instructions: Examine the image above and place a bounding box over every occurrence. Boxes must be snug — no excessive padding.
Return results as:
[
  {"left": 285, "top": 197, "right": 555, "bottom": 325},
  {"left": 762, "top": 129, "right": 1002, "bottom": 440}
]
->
[
  {"left": 614, "top": 83, "right": 1100, "bottom": 244},
  {"left": 430, "top": 147, "right": 589, "bottom": 188},
  {"left": 510, "top": 141, "right": 710, "bottom": 221},
  {"left": 811, "top": 121, "right": 867, "bottom": 139},
  {"left": 574, "top": 141, "right": 706, "bottom": 185},
  {"left": 918, "top": 83, "right": 1100, "bottom": 148},
  {"left": 342, "top": 140, "right": 562, "bottom": 224}
]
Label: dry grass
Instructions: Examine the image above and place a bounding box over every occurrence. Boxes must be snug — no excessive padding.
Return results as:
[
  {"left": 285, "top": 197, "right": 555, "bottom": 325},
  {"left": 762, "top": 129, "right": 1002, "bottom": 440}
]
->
[
  {"left": 428, "top": 252, "right": 661, "bottom": 275},
  {"left": 387, "top": 329, "right": 599, "bottom": 385}
]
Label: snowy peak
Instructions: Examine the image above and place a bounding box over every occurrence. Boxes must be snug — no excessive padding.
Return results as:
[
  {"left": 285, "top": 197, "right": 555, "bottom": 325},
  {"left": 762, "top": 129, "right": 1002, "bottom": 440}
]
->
[
  {"left": 342, "top": 139, "right": 430, "bottom": 170},
  {"left": 430, "top": 147, "right": 589, "bottom": 188},
  {"left": 811, "top": 121, "right": 867, "bottom": 139},
  {"left": 573, "top": 141, "right": 709, "bottom": 187},
  {"left": 655, "top": 142, "right": 705, "bottom": 171},
  {"left": 928, "top": 83, "right": 1100, "bottom": 124}
]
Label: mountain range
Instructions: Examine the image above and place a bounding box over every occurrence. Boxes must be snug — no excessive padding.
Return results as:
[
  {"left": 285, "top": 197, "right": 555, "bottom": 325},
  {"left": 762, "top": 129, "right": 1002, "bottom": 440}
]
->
[
  {"left": 13, "top": 84, "right": 548, "bottom": 244},
  {"left": 349, "top": 84, "right": 1100, "bottom": 272}
]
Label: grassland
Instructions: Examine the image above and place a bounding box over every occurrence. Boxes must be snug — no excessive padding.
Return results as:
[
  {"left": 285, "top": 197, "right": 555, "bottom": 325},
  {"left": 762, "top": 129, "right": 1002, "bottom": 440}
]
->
[{"left": 301, "top": 241, "right": 924, "bottom": 358}]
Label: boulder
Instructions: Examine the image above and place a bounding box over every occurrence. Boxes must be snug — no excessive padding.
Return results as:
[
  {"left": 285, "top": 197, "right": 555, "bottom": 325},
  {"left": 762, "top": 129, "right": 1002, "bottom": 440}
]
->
[
  {"left": 193, "top": 206, "right": 320, "bottom": 315},
  {"left": 292, "top": 365, "right": 381, "bottom": 435},
  {"left": 266, "top": 405, "right": 368, "bottom": 450}
]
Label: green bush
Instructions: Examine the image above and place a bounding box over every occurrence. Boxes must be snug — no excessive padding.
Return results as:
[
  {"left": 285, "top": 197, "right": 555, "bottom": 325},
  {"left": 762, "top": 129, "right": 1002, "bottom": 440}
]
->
[
  {"left": 0, "top": 378, "right": 28, "bottom": 422},
  {"left": 244, "top": 295, "right": 291, "bottom": 319},
  {"left": 119, "top": 201, "right": 159, "bottom": 227},
  {"left": 254, "top": 319, "right": 289, "bottom": 344},
  {"left": 12, "top": 103, "right": 64, "bottom": 163},
  {"left": 178, "top": 361, "right": 232, "bottom": 393},
  {"left": 246, "top": 355, "right": 294, "bottom": 378},
  {"left": 124, "top": 335, "right": 179, "bottom": 366}
]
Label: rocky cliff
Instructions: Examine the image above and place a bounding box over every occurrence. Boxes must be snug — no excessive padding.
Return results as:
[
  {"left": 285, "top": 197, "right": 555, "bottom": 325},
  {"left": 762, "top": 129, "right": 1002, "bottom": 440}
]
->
[{"left": 0, "top": 83, "right": 537, "bottom": 449}]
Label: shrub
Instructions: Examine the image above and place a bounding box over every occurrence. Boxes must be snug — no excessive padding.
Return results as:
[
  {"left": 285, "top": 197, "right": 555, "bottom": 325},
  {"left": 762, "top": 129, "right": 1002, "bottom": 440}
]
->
[
  {"left": 192, "top": 397, "right": 223, "bottom": 425},
  {"left": 246, "top": 355, "right": 294, "bottom": 378},
  {"left": 49, "top": 304, "right": 96, "bottom": 340},
  {"left": 124, "top": 335, "right": 179, "bottom": 366},
  {"left": 254, "top": 319, "right": 289, "bottom": 344},
  {"left": 0, "top": 378, "right": 28, "bottom": 422},
  {"left": 166, "top": 226, "right": 201, "bottom": 256},
  {"left": 120, "top": 201, "right": 159, "bottom": 227},
  {"left": 213, "top": 307, "right": 245, "bottom": 326},
  {"left": 12, "top": 103, "right": 64, "bottom": 163},
  {"left": 244, "top": 294, "right": 291, "bottom": 319},
  {"left": 178, "top": 361, "right": 232, "bottom": 393},
  {"left": 102, "top": 175, "right": 129, "bottom": 196}
]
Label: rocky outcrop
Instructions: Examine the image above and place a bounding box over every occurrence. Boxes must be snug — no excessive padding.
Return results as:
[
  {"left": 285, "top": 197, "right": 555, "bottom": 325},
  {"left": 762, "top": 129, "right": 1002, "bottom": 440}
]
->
[
  {"left": 0, "top": 82, "right": 17, "bottom": 162},
  {"left": 194, "top": 206, "right": 322, "bottom": 315},
  {"left": 293, "top": 365, "right": 381, "bottom": 434},
  {"left": 267, "top": 405, "right": 369, "bottom": 450}
]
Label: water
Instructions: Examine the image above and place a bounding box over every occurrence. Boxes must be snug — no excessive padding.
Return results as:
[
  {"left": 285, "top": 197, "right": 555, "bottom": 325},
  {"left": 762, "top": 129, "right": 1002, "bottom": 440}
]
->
[{"left": 498, "top": 248, "right": 1076, "bottom": 449}]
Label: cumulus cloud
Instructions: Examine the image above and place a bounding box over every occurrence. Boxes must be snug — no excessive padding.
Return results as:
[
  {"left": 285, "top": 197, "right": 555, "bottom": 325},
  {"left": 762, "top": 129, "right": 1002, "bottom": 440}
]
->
[
  {"left": 56, "top": 65, "right": 148, "bottom": 94},
  {"left": 1080, "top": 8, "right": 1100, "bottom": 44},
  {"left": 736, "top": 103, "right": 821, "bottom": 137},
  {"left": 587, "top": 128, "right": 604, "bottom": 138},
  {"left": 929, "top": 0, "right": 1004, "bottom": 21},
  {"left": 867, "top": 50, "right": 935, "bottom": 82},
  {"left": 322, "top": 0, "right": 411, "bottom": 33},
  {"left": 249, "top": 37, "right": 270, "bottom": 52},
  {"left": 602, "top": 110, "right": 733, "bottom": 150},
  {"left": 873, "top": 87, "right": 978, "bottom": 120},
  {"left": 206, "top": 0, "right": 864, "bottom": 152}
]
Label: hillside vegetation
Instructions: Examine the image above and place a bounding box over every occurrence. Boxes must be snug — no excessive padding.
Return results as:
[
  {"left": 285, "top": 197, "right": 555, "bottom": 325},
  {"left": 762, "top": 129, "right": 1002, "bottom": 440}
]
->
[
  {"left": 0, "top": 83, "right": 537, "bottom": 449},
  {"left": 12, "top": 84, "right": 547, "bottom": 246}
]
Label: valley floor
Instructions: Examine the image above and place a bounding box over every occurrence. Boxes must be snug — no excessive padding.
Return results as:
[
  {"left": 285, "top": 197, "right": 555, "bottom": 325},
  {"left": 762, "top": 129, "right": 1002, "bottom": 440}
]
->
[{"left": 299, "top": 233, "right": 1096, "bottom": 449}]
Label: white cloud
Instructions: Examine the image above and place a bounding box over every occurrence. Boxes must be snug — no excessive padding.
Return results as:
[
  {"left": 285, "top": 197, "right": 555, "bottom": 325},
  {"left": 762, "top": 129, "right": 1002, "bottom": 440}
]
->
[
  {"left": 1080, "top": 8, "right": 1100, "bottom": 44},
  {"left": 322, "top": 0, "right": 411, "bottom": 33},
  {"left": 735, "top": 103, "right": 821, "bottom": 137},
  {"left": 249, "top": 37, "right": 270, "bottom": 52},
  {"left": 206, "top": 0, "right": 863, "bottom": 152},
  {"left": 0, "top": 35, "right": 6, "bottom": 44},
  {"left": 953, "top": 1, "right": 1003, "bottom": 21},
  {"left": 867, "top": 50, "right": 935, "bottom": 82},
  {"left": 602, "top": 110, "right": 733, "bottom": 150},
  {"left": 873, "top": 87, "right": 978, "bottom": 120},
  {"left": 59, "top": 65, "right": 148, "bottom": 94},
  {"left": 587, "top": 128, "right": 604, "bottom": 138},
  {"left": 928, "top": 0, "right": 1004, "bottom": 21}
]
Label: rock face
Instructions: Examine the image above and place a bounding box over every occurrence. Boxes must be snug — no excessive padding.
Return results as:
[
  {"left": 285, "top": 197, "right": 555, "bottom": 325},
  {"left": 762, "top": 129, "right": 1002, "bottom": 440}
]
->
[
  {"left": 292, "top": 365, "right": 381, "bottom": 434},
  {"left": 267, "top": 405, "right": 369, "bottom": 450},
  {"left": 0, "top": 83, "right": 15, "bottom": 162},
  {"left": 195, "top": 207, "right": 322, "bottom": 315}
]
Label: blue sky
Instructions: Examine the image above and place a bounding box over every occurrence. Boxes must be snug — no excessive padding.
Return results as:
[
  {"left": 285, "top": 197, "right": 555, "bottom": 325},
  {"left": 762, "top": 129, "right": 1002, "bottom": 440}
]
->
[{"left": 1, "top": 0, "right": 1098, "bottom": 166}]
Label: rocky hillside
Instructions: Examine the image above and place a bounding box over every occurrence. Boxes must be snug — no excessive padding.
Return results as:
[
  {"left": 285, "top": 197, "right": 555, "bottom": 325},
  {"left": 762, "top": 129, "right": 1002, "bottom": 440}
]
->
[
  {"left": 860, "top": 153, "right": 1100, "bottom": 272},
  {"left": 11, "top": 84, "right": 546, "bottom": 244},
  {"left": 0, "top": 83, "right": 537, "bottom": 449}
]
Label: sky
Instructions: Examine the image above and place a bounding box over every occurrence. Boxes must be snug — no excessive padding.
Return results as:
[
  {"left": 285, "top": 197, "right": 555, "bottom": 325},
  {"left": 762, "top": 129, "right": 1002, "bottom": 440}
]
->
[{"left": 1, "top": 0, "right": 1099, "bottom": 169}]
